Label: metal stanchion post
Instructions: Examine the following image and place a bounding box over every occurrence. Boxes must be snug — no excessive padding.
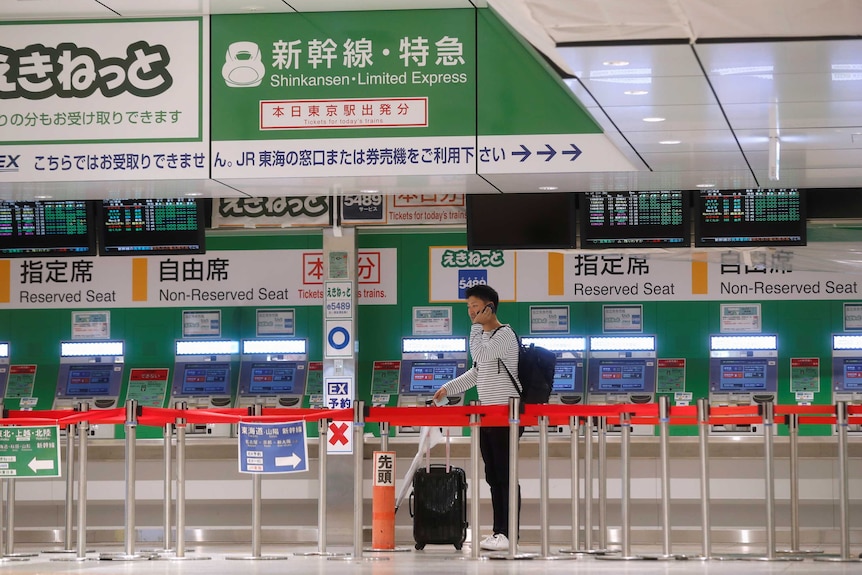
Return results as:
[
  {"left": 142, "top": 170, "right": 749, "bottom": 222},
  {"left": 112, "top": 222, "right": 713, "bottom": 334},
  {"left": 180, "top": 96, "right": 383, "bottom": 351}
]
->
[
  {"left": 44, "top": 423, "right": 78, "bottom": 554},
  {"left": 641, "top": 396, "right": 676, "bottom": 560},
  {"left": 598, "top": 411, "right": 640, "bottom": 561},
  {"left": 227, "top": 404, "right": 288, "bottom": 561},
  {"left": 815, "top": 402, "right": 862, "bottom": 563},
  {"left": 581, "top": 416, "right": 606, "bottom": 554},
  {"left": 299, "top": 419, "right": 346, "bottom": 557},
  {"left": 597, "top": 416, "right": 608, "bottom": 552},
  {"left": 741, "top": 401, "right": 800, "bottom": 562},
  {"left": 53, "top": 402, "right": 91, "bottom": 562},
  {"left": 379, "top": 421, "right": 389, "bottom": 452},
  {"left": 103, "top": 399, "right": 151, "bottom": 561},
  {"left": 537, "top": 414, "right": 575, "bottom": 561},
  {"left": 470, "top": 402, "right": 482, "bottom": 560},
  {"left": 3, "top": 479, "right": 35, "bottom": 558},
  {"left": 167, "top": 401, "right": 209, "bottom": 562},
  {"left": 779, "top": 412, "right": 822, "bottom": 556},
  {"left": 489, "top": 397, "right": 533, "bottom": 560},
  {"left": 560, "top": 416, "right": 583, "bottom": 555},
  {"left": 158, "top": 422, "right": 174, "bottom": 554},
  {"left": 692, "top": 398, "right": 711, "bottom": 561}
]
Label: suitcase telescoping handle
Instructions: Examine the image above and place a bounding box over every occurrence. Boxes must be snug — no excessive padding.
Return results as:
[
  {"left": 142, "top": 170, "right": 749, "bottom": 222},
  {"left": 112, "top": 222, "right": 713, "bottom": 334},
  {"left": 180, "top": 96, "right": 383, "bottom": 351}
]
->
[{"left": 424, "top": 427, "right": 452, "bottom": 472}]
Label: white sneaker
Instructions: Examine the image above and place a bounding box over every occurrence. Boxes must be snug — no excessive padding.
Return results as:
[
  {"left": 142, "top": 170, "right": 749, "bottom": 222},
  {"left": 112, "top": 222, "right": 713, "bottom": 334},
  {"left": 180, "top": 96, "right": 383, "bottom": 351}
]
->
[{"left": 480, "top": 533, "right": 510, "bottom": 551}]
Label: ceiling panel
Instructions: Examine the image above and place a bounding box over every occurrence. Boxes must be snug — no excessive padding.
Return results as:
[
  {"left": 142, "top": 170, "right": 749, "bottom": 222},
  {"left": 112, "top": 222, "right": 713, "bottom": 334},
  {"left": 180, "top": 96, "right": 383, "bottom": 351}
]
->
[
  {"left": 723, "top": 101, "right": 862, "bottom": 130},
  {"left": 736, "top": 128, "right": 862, "bottom": 152},
  {"left": 625, "top": 131, "right": 741, "bottom": 153},
  {"left": 599, "top": 105, "right": 730, "bottom": 132},
  {"left": 557, "top": 44, "right": 703, "bottom": 79},
  {"left": 707, "top": 74, "right": 862, "bottom": 105},
  {"left": 102, "top": 0, "right": 294, "bottom": 16},
  {"left": 576, "top": 76, "right": 717, "bottom": 107},
  {"left": 640, "top": 151, "right": 749, "bottom": 172}
]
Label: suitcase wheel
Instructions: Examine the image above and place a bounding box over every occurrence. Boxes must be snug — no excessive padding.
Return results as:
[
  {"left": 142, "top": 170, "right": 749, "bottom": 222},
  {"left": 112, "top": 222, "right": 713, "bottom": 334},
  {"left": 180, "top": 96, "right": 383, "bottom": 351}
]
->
[
  {"left": 454, "top": 543, "right": 463, "bottom": 550},
  {"left": 415, "top": 543, "right": 425, "bottom": 550}
]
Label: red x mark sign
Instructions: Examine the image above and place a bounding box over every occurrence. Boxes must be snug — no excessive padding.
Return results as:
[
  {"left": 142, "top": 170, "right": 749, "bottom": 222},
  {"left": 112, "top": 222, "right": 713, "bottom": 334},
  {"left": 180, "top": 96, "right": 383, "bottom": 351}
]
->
[{"left": 329, "top": 422, "right": 349, "bottom": 446}]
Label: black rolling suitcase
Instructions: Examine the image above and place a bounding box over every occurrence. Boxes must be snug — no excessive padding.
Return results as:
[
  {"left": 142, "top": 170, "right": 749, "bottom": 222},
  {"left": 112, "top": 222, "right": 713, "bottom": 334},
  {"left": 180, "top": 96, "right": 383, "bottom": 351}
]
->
[{"left": 408, "top": 431, "right": 468, "bottom": 550}]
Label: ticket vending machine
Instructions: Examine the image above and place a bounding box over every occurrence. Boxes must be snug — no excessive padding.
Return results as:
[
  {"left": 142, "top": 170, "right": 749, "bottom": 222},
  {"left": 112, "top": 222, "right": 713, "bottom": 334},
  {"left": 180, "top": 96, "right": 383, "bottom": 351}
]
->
[
  {"left": 236, "top": 338, "right": 308, "bottom": 409},
  {"left": 0, "top": 343, "right": 9, "bottom": 411},
  {"left": 831, "top": 334, "right": 862, "bottom": 433},
  {"left": 53, "top": 340, "right": 126, "bottom": 439},
  {"left": 397, "top": 337, "right": 468, "bottom": 435},
  {"left": 587, "top": 335, "right": 657, "bottom": 435},
  {"left": 708, "top": 334, "right": 778, "bottom": 434},
  {"left": 522, "top": 336, "right": 587, "bottom": 435},
  {"left": 170, "top": 339, "right": 239, "bottom": 437}
]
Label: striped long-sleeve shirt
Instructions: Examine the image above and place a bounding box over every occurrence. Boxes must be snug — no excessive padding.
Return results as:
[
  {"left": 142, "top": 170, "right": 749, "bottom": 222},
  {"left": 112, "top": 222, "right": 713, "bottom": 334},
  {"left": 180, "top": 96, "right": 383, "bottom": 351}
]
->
[{"left": 442, "top": 323, "right": 520, "bottom": 406}]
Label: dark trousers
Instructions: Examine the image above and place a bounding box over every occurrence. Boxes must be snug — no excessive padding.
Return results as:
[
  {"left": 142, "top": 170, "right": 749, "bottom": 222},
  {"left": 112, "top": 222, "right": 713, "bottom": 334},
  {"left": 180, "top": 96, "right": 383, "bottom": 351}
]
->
[{"left": 479, "top": 426, "right": 523, "bottom": 538}]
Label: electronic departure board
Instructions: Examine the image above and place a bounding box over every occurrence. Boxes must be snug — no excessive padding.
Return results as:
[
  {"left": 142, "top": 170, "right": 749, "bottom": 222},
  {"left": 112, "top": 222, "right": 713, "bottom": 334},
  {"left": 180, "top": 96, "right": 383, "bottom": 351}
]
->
[
  {"left": 580, "top": 191, "right": 690, "bottom": 248},
  {"left": 0, "top": 200, "right": 96, "bottom": 257},
  {"left": 695, "top": 189, "right": 806, "bottom": 247},
  {"left": 98, "top": 198, "right": 205, "bottom": 255}
]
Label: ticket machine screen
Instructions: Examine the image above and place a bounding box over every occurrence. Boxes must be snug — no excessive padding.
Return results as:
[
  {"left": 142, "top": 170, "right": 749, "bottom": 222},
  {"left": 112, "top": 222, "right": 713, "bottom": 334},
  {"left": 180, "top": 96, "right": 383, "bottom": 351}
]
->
[
  {"left": 248, "top": 362, "right": 298, "bottom": 394},
  {"left": 717, "top": 359, "right": 768, "bottom": 391},
  {"left": 593, "top": 359, "right": 648, "bottom": 392},
  {"left": 553, "top": 359, "right": 584, "bottom": 393},
  {"left": 65, "top": 365, "right": 114, "bottom": 396},
  {"left": 837, "top": 359, "right": 862, "bottom": 391},
  {"left": 180, "top": 363, "right": 231, "bottom": 395},
  {"left": 400, "top": 360, "right": 460, "bottom": 394}
]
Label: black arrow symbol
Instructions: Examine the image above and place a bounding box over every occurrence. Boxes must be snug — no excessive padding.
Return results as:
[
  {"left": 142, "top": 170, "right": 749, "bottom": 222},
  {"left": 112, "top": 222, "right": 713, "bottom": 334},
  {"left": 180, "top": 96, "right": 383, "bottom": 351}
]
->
[
  {"left": 511, "top": 144, "right": 531, "bottom": 162},
  {"left": 562, "top": 144, "right": 582, "bottom": 161},
  {"left": 537, "top": 144, "right": 556, "bottom": 161}
]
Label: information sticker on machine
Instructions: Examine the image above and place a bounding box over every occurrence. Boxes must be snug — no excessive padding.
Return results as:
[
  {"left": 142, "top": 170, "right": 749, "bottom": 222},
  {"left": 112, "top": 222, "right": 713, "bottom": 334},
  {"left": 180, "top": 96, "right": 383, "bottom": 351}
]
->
[
  {"left": 324, "top": 281, "right": 353, "bottom": 319},
  {"left": 237, "top": 421, "right": 308, "bottom": 474}
]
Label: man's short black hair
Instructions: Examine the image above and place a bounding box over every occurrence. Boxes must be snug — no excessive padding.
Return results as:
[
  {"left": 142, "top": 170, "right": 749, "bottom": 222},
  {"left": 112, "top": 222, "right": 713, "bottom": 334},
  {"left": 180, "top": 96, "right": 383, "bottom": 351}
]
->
[{"left": 465, "top": 284, "right": 499, "bottom": 310}]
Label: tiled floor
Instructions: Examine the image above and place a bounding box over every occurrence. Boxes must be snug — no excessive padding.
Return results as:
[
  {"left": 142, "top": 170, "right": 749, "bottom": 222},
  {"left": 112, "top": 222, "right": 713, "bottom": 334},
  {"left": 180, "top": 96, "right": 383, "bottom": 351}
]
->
[{"left": 4, "top": 543, "right": 862, "bottom": 574}]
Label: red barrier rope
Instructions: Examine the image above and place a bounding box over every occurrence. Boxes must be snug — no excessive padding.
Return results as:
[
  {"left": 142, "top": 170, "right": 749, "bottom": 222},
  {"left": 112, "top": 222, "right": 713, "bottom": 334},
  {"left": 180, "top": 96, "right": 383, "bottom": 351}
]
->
[{"left": 0, "top": 402, "right": 851, "bottom": 428}]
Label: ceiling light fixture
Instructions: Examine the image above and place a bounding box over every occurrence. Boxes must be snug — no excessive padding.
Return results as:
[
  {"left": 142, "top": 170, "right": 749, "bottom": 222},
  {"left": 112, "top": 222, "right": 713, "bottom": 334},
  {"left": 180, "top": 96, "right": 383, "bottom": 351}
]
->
[
  {"left": 359, "top": 189, "right": 379, "bottom": 194},
  {"left": 34, "top": 195, "right": 53, "bottom": 199},
  {"left": 184, "top": 192, "right": 203, "bottom": 197},
  {"left": 538, "top": 186, "right": 558, "bottom": 191},
  {"left": 696, "top": 183, "right": 715, "bottom": 188},
  {"left": 602, "top": 60, "right": 630, "bottom": 67},
  {"left": 659, "top": 140, "right": 681, "bottom": 145},
  {"left": 643, "top": 117, "right": 666, "bottom": 123},
  {"left": 623, "top": 90, "right": 649, "bottom": 95}
]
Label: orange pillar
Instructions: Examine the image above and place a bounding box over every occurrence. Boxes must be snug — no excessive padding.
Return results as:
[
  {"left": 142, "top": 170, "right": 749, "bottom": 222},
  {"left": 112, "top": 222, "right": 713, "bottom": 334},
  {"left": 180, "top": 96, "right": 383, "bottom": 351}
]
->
[{"left": 371, "top": 451, "right": 396, "bottom": 550}]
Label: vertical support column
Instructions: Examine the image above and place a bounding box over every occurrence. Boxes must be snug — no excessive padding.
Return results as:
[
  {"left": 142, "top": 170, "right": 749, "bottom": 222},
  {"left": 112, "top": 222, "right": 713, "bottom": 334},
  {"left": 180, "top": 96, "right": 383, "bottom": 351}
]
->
[
  {"left": 538, "top": 415, "right": 550, "bottom": 558},
  {"left": 379, "top": 421, "right": 389, "bottom": 452},
  {"left": 781, "top": 413, "right": 821, "bottom": 556},
  {"left": 2, "top": 480, "right": 37, "bottom": 558},
  {"left": 322, "top": 226, "right": 358, "bottom": 546}
]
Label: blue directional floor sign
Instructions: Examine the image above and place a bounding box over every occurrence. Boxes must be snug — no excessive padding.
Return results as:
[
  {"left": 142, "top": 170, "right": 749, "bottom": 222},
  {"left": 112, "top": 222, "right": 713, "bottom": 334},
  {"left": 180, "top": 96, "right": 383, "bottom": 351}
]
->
[{"left": 238, "top": 421, "right": 308, "bottom": 474}]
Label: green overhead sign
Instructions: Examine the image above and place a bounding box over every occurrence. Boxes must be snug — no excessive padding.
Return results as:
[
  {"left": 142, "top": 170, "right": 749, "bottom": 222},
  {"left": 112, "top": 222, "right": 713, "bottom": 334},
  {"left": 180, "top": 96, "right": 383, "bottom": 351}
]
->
[
  {"left": 209, "top": 7, "right": 635, "bottom": 180},
  {"left": 0, "top": 426, "right": 61, "bottom": 478}
]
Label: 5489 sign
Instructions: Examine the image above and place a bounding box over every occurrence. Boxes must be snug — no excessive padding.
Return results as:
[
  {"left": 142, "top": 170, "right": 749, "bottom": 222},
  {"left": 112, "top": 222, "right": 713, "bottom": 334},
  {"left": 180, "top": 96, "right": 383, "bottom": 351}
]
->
[{"left": 457, "top": 270, "right": 487, "bottom": 298}]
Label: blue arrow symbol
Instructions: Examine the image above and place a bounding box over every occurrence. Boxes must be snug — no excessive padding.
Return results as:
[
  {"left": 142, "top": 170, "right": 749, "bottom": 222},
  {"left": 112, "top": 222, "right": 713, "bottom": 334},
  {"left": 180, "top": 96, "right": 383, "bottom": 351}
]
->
[
  {"left": 537, "top": 144, "right": 556, "bottom": 162},
  {"left": 511, "top": 145, "right": 531, "bottom": 162},
  {"left": 562, "top": 144, "right": 582, "bottom": 161}
]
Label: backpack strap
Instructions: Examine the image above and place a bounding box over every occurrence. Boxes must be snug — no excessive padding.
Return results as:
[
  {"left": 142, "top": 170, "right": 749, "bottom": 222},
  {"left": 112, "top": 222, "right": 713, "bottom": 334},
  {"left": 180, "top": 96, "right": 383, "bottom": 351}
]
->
[{"left": 493, "top": 325, "right": 523, "bottom": 397}]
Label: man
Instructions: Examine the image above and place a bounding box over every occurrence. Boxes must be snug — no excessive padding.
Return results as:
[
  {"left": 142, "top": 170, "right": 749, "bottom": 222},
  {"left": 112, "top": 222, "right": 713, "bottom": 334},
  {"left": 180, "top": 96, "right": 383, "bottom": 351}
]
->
[{"left": 432, "top": 284, "right": 522, "bottom": 552}]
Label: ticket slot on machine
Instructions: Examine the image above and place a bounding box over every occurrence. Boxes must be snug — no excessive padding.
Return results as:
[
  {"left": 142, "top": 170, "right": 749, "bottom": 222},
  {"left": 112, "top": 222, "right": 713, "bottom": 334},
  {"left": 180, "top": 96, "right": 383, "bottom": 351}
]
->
[
  {"left": 53, "top": 340, "right": 125, "bottom": 438},
  {"left": 170, "top": 339, "right": 239, "bottom": 437},
  {"left": 397, "top": 337, "right": 468, "bottom": 435},
  {"left": 521, "top": 336, "right": 586, "bottom": 435},
  {"left": 708, "top": 334, "right": 778, "bottom": 434},
  {"left": 237, "top": 338, "right": 308, "bottom": 409},
  {"left": 587, "top": 335, "right": 656, "bottom": 435}
]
